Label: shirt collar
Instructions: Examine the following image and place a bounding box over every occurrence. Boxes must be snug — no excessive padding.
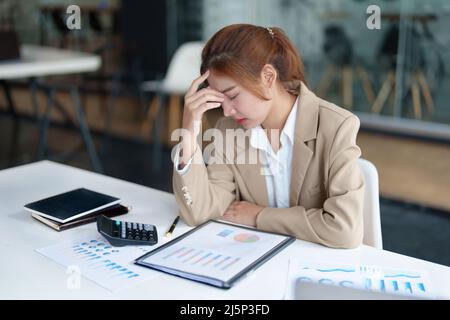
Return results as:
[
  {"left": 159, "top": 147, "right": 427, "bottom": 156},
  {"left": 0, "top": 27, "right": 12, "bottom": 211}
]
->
[{"left": 250, "top": 96, "right": 299, "bottom": 151}]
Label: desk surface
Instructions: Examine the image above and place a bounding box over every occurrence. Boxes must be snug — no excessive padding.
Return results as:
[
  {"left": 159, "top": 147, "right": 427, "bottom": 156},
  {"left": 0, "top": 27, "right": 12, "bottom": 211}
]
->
[
  {"left": 0, "top": 161, "right": 449, "bottom": 299},
  {"left": 0, "top": 45, "right": 101, "bottom": 80}
]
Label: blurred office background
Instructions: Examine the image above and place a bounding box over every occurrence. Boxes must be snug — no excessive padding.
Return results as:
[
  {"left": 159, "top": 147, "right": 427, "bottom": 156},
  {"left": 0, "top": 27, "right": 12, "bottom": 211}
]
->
[{"left": 0, "top": 0, "right": 449, "bottom": 265}]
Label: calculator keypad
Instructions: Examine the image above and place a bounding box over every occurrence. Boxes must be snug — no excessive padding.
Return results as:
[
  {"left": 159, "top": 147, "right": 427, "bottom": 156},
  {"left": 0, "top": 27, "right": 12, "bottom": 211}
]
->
[
  {"left": 98, "top": 215, "right": 158, "bottom": 247},
  {"left": 119, "top": 221, "right": 156, "bottom": 241}
]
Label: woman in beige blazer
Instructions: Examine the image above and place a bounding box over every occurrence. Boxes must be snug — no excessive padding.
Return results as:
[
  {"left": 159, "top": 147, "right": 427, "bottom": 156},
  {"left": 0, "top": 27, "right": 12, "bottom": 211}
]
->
[{"left": 172, "top": 24, "right": 365, "bottom": 249}]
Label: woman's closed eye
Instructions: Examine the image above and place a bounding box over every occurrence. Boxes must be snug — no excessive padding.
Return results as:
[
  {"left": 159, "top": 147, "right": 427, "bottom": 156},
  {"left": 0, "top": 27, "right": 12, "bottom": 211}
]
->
[{"left": 229, "top": 94, "right": 239, "bottom": 100}]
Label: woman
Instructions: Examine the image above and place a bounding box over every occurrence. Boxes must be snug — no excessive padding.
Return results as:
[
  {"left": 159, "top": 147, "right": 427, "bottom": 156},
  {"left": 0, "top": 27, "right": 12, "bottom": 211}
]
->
[{"left": 172, "top": 24, "right": 364, "bottom": 249}]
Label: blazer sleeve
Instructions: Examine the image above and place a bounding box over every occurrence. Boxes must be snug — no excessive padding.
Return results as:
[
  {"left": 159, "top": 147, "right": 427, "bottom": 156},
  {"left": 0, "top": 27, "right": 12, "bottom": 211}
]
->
[
  {"left": 172, "top": 119, "right": 236, "bottom": 226},
  {"left": 256, "top": 115, "right": 365, "bottom": 249}
]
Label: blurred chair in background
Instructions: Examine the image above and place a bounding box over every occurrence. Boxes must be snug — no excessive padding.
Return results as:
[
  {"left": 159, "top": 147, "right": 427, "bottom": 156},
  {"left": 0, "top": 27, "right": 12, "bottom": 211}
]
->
[
  {"left": 39, "top": 5, "right": 85, "bottom": 50},
  {"left": 316, "top": 25, "right": 375, "bottom": 110},
  {"left": 140, "top": 41, "right": 204, "bottom": 172},
  {"left": 372, "top": 15, "right": 443, "bottom": 120},
  {"left": 100, "top": 1, "right": 171, "bottom": 154},
  {"left": 370, "top": 23, "right": 399, "bottom": 116},
  {"left": 36, "top": 4, "right": 116, "bottom": 131}
]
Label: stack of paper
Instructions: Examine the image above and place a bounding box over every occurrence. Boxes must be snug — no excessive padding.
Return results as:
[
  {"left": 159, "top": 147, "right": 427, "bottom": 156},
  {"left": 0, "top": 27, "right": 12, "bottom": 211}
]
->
[{"left": 286, "top": 259, "right": 434, "bottom": 300}]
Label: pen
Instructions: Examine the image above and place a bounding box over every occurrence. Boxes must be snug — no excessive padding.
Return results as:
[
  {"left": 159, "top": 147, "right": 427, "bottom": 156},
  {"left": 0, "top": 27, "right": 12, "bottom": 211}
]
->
[{"left": 165, "top": 216, "right": 180, "bottom": 237}]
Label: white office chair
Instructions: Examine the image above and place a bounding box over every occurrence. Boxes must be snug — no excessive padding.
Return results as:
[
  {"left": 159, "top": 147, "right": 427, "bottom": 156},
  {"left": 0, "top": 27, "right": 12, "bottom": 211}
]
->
[
  {"left": 141, "top": 41, "right": 204, "bottom": 95},
  {"left": 358, "top": 158, "right": 383, "bottom": 249},
  {"left": 140, "top": 42, "right": 205, "bottom": 171},
  {"left": 140, "top": 41, "right": 205, "bottom": 136}
]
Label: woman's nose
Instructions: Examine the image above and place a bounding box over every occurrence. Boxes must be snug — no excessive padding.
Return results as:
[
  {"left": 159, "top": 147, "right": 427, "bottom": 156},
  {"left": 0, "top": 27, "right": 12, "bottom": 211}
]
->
[{"left": 222, "top": 102, "right": 236, "bottom": 117}]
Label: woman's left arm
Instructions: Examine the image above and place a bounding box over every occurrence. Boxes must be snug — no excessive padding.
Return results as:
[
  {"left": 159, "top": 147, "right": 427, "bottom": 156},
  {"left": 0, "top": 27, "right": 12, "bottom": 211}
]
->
[{"left": 235, "top": 115, "right": 365, "bottom": 249}]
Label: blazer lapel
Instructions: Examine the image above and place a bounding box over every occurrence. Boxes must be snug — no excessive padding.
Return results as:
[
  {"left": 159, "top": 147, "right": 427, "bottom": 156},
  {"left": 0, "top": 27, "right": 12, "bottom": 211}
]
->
[{"left": 289, "top": 83, "right": 320, "bottom": 207}]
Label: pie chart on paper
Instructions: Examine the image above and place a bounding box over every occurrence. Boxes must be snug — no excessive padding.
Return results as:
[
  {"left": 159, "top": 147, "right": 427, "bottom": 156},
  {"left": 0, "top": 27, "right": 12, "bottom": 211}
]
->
[{"left": 233, "top": 233, "right": 260, "bottom": 243}]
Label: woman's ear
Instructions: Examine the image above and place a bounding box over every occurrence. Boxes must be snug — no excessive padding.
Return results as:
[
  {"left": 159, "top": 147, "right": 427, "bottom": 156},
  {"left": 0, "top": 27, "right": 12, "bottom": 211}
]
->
[{"left": 260, "top": 64, "right": 277, "bottom": 97}]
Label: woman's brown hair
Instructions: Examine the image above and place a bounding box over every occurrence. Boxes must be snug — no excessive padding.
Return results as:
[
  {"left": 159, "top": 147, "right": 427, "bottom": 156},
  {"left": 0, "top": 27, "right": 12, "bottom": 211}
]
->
[{"left": 200, "top": 24, "right": 308, "bottom": 99}]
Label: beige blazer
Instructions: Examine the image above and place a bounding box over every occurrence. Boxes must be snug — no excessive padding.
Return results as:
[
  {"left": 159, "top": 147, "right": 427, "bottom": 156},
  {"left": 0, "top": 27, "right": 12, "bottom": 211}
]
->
[{"left": 173, "top": 83, "right": 364, "bottom": 249}]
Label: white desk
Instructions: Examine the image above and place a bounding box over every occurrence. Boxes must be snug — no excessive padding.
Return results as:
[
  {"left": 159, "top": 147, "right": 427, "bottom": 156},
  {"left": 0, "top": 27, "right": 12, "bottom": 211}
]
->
[
  {"left": 1, "top": 161, "right": 449, "bottom": 299},
  {"left": 0, "top": 45, "right": 101, "bottom": 80}
]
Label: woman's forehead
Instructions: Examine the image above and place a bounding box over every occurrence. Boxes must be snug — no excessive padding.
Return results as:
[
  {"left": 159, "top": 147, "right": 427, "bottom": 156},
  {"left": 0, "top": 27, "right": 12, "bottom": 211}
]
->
[{"left": 207, "top": 72, "right": 238, "bottom": 92}]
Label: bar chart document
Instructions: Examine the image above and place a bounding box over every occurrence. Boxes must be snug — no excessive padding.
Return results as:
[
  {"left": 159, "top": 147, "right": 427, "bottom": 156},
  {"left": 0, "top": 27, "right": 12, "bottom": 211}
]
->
[
  {"left": 36, "top": 232, "right": 161, "bottom": 292},
  {"left": 135, "top": 220, "right": 295, "bottom": 289},
  {"left": 286, "top": 259, "right": 435, "bottom": 299}
]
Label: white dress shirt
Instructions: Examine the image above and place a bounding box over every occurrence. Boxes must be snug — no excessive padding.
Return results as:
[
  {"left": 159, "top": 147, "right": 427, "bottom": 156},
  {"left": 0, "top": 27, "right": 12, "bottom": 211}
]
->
[
  {"left": 250, "top": 97, "right": 298, "bottom": 208},
  {"left": 175, "top": 97, "right": 299, "bottom": 209}
]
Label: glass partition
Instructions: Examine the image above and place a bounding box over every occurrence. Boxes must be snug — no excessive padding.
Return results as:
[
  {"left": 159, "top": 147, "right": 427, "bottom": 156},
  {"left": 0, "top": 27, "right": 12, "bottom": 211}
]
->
[{"left": 202, "top": 0, "right": 450, "bottom": 137}]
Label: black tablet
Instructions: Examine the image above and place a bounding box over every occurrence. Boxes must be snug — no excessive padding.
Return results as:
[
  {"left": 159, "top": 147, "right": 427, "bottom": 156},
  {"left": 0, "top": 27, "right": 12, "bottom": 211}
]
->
[{"left": 24, "top": 188, "right": 121, "bottom": 223}]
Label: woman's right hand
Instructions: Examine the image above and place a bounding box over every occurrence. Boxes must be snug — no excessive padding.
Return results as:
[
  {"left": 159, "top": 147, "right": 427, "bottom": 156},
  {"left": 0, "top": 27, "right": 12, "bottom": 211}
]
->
[{"left": 179, "top": 71, "right": 224, "bottom": 164}]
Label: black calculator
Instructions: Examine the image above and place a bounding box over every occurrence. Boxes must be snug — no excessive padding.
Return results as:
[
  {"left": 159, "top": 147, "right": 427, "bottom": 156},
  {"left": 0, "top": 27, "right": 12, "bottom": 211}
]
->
[{"left": 96, "top": 215, "right": 158, "bottom": 247}]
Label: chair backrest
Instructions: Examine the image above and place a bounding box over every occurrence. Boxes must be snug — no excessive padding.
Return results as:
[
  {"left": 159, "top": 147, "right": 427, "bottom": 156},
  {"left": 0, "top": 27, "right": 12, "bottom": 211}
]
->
[
  {"left": 162, "top": 41, "right": 204, "bottom": 94},
  {"left": 358, "top": 158, "right": 383, "bottom": 249}
]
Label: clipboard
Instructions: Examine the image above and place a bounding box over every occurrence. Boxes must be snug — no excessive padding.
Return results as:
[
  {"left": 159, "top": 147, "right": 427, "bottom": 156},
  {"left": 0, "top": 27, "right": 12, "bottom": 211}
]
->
[{"left": 134, "top": 220, "right": 295, "bottom": 289}]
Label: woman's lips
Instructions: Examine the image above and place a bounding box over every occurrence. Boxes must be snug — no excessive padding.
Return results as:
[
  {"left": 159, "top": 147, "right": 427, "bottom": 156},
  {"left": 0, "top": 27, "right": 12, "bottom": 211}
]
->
[{"left": 236, "top": 118, "right": 246, "bottom": 124}]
